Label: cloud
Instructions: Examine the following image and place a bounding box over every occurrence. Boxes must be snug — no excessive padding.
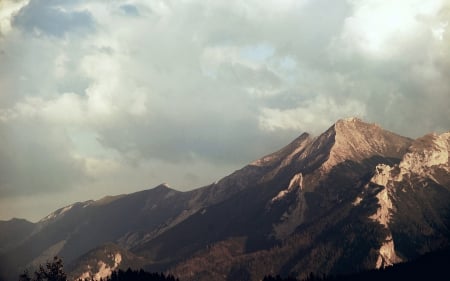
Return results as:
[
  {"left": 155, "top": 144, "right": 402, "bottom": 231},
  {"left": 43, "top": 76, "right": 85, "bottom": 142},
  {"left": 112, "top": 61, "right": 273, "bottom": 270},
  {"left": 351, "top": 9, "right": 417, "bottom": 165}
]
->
[
  {"left": 0, "top": 118, "right": 87, "bottom": 197},
  {"left": 12, "top": 0, "right": 94, "bottom": 37},
  {"left": 259, "top": 96, "right": 366, "bottom": 134},
  {"left": 339, "top": 0, "right": 446, "bottom": 57},
  {"left": 0, "top": 0, "right": 29, "bottom": 36},
  {"left": 327, "top": 0, "right": 450, "bottom": 136},
  {"left": 0, "top": 0, "right": 449, "bottom": 220},
  {"left": 120, "top": 4, "right": 140, "bottom": 17}
]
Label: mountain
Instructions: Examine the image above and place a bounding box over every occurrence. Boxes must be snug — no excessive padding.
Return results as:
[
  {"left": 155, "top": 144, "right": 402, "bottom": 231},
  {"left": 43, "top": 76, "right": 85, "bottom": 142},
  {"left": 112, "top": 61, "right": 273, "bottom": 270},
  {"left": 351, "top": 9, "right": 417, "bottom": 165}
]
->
[
  {"left": 1, "top": 118, "right": 449, "bottom": 281},
  {"left": 263, "top": 247, "right": 450, "bottom": 281}
]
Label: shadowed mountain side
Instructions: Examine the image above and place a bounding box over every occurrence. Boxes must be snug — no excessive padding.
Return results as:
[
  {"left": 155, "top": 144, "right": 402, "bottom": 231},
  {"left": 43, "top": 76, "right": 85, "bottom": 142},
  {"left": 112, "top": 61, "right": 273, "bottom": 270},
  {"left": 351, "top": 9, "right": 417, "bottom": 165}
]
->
[{"left": 263, "top": 247, "right": 450, "bottom": 281}]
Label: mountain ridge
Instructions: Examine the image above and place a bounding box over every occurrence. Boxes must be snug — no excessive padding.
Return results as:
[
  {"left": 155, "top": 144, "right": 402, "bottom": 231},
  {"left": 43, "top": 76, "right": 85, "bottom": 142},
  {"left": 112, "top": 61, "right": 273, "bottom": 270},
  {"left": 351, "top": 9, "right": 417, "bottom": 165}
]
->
[{"left": 1, "top": 118, "right": 449, "bottom": 281}]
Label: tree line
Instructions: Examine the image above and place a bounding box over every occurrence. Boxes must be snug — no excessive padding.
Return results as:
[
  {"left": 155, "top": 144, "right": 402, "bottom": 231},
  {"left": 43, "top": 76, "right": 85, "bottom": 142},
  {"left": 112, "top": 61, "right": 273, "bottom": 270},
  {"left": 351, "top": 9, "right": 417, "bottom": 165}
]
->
[{"left": 18, "top": 257, "right": 178, "bottom": 281}]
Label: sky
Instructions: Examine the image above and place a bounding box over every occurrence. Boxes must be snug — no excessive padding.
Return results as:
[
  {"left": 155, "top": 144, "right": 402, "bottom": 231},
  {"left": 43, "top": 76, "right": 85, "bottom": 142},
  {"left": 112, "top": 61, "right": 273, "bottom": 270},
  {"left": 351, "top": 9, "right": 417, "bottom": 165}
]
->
[{"left": 0, "top": 0, "right": 449, "bottom": 222}]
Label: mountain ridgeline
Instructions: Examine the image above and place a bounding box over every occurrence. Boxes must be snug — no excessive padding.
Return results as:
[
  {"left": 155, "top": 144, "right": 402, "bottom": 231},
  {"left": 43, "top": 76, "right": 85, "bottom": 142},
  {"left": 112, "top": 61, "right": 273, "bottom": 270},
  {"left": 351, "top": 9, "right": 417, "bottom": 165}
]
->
[{"left": 1, "top": 118, "right": 449, "bottom": 281}]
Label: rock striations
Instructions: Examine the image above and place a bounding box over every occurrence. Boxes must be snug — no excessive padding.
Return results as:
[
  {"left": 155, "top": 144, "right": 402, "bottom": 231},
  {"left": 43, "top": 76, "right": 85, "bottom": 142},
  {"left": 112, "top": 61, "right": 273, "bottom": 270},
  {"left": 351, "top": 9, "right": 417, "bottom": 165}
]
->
[{"left": 0, "top": 118, "right": 449, "bottom": 281}]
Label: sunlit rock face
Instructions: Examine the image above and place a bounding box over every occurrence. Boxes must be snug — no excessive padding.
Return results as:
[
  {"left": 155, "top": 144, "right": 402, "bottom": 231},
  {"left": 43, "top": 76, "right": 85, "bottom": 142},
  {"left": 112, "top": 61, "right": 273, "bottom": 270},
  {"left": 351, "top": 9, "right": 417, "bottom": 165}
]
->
[
  {"left": 76, "top": 253, "right": 122, "bottom": 281},
  {"left": 399, "top": 132, "right": 450, "bottom": 180}
]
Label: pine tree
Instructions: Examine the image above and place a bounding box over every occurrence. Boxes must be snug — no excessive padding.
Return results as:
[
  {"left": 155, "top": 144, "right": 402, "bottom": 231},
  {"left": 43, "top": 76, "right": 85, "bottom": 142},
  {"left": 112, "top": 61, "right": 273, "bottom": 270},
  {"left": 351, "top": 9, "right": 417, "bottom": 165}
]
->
[{"left": 19, "top": 256, "right": 66, "bottom": 281}]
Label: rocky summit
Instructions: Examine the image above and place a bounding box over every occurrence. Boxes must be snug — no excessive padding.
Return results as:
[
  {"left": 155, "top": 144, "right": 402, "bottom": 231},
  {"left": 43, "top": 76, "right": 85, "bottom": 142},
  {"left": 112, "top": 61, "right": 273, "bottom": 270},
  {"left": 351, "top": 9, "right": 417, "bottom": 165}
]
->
[{"left": 1, "top": 118, "right": 449, "bottom": 281}]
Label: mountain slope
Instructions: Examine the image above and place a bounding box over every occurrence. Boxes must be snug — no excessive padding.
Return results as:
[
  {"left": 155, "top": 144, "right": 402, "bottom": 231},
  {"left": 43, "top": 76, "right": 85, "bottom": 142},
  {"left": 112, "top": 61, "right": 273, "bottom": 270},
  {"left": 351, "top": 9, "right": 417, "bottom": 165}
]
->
[
  {"left": 0, "top": 184, "right": 200, "bottom": 279},
  {"left": 1, "top": 118, "right": 448, "bottom": 281},
  {"left": 0, "top": 218, "right": 35, "bottom": 253}
]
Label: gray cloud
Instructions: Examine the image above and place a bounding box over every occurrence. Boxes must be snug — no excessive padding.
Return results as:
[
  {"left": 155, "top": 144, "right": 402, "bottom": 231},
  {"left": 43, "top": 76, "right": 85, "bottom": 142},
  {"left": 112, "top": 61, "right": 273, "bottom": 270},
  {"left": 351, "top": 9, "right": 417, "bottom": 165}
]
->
[
  {"left": 120, "top": 4, "right": 140, "bottom": 17},
  {"left": 13, "top": 0, "right": 94, "bottom": 37},
  {"left": 96, "top": 109, "right": 294, "bottom": 165}
]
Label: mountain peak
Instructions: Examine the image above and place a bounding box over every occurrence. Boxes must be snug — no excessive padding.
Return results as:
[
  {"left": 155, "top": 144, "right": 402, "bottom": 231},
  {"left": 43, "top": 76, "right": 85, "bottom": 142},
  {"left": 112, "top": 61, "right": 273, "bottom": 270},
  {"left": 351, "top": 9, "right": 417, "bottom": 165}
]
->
[
  {"left": 319, "top": 118, "right": 413, "bottom": 169},
  {"left": 251, "top": 118, "right": 412, "bottom": 181},
  {"left": 150, "top": 183, "right": 179, "bottom": 194},
  {"left": 334, "top": 117, "right": 380, "bottom": 131},
  {"left": 337, "top": 116, "right": 364, "bottom": 123},
  {"left": 155, "top": 182, "right": 172, "bottom": 190}
]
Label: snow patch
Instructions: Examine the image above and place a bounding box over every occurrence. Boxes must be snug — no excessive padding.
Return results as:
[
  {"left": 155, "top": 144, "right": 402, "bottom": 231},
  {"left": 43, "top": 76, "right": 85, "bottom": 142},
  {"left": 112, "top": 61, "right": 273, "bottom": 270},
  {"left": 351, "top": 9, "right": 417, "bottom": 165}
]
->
[{"left": 271, "top": 173, "right": 303, "bottom": 202}]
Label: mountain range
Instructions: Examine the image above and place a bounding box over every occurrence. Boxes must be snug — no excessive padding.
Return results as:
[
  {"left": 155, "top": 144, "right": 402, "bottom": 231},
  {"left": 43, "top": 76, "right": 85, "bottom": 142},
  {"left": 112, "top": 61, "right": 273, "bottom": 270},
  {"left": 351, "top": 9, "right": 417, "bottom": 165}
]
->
[{"left": 1, "top": 117, "right": 449, "bottom": 281}]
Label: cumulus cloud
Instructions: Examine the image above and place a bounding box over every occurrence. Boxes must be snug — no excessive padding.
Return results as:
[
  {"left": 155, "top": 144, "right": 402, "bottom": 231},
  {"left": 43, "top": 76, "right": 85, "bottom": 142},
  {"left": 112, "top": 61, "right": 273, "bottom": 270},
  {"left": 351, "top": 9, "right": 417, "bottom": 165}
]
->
[{"left": 0, "top": 0, "right": 449, "bottom": 220}]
